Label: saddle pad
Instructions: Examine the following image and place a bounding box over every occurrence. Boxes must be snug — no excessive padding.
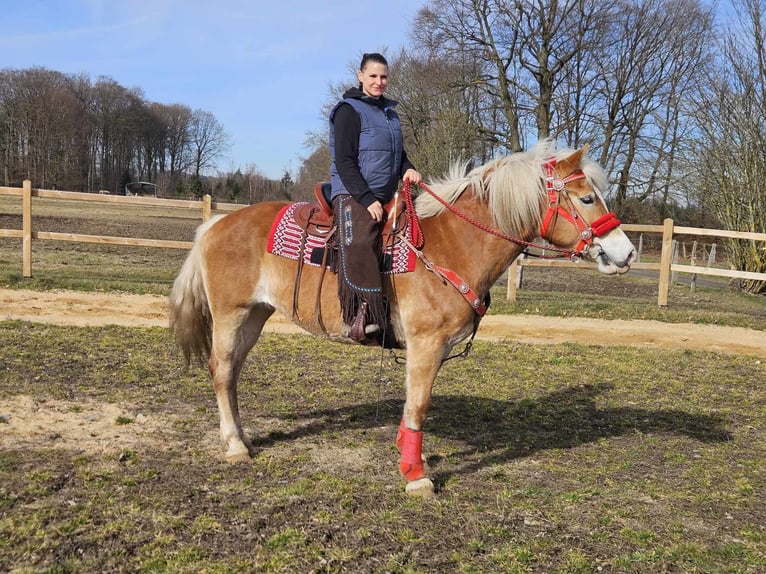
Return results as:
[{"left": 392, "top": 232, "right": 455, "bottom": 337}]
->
[{"left": 266, "top": 202, "right": 416, "bottom": 274}]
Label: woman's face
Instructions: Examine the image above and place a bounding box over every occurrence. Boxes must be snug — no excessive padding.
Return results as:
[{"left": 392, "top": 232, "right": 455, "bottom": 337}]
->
[{"left": 357, "top": 62, "right": 388, "bottom": 98}]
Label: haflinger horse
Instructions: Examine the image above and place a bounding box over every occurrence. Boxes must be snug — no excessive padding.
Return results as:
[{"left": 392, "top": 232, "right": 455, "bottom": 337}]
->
[{"left": 169, "top": 141, "right": 636, "bottom": 498}]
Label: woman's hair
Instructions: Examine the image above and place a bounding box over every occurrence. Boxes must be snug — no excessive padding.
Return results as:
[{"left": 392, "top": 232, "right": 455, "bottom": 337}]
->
[{"left": 359, "top": 52, "right": 388, "bottom": 71}]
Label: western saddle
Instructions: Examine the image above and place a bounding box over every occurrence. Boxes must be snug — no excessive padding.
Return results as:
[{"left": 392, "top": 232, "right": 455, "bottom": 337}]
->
[{"left": 291, "top": 182, "right": 410, "bottom": 241}]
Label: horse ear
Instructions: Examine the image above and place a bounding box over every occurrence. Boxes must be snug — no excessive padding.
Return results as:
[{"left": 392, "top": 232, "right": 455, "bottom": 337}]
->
[{"left": 557, "top": 144, "right": 590, "bottom": 176}]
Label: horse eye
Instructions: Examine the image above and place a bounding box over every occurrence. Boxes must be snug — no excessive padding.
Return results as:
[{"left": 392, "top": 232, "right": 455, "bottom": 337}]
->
[{"left": 580, "top": 195, "right": 595, "bottom": 205}]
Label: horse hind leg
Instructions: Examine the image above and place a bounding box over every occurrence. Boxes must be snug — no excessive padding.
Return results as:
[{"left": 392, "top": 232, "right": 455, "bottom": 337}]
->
[{"left": 209, "top": 304, "right": 274, "bottom": 462}]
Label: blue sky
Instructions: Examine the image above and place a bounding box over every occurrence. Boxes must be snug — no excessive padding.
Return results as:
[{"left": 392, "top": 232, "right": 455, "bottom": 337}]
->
[{"left": 2, "top": 0, "right": 425, "bottom": 179}]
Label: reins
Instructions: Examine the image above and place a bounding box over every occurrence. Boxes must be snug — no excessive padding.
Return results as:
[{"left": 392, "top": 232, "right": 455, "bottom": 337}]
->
[
  {"left": 403, "top": 160, "right": 622, "bottom": 263},
  {"left": 403, "top": 179, "right": 584, "bottom": 261}
]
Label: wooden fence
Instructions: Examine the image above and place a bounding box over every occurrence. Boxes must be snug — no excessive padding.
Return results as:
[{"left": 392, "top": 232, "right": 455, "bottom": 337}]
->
[
  {"left": 507, "top": 220, "right": 766, "bottom": 305},
  {"left": 0, "top": 180, "right": 244, "bottom": 277},
  {"left": 2, "top": 180, "right": 765, "bottom": 307}
]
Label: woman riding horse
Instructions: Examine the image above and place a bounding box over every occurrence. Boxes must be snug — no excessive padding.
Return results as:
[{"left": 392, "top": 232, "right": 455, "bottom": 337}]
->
[{"left": 169, "top": 141, "right": 636, "bottom": 497}]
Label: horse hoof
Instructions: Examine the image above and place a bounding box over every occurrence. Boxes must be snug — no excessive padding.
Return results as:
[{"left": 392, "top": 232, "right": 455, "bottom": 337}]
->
[
  {"left": 224, "top": 446, "right": 251, "bottom": 463},
  {"left": 405, "top": 477, "right": 434, "bottom": 498}
]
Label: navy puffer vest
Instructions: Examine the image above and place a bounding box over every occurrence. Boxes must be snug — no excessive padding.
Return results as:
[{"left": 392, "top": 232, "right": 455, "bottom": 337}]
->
[{"left": 329, "top": 96, "right": 404, "bottom": 202}]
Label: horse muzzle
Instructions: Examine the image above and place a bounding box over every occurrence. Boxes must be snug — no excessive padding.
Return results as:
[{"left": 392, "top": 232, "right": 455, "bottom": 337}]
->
[{"left": 591, "top": 240, "right": 637, "bottom": 275}]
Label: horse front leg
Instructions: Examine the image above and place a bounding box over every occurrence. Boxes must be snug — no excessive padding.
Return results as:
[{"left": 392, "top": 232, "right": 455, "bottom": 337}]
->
[{"left": 396, "top": 336, "right": 446, "bottom": 498}]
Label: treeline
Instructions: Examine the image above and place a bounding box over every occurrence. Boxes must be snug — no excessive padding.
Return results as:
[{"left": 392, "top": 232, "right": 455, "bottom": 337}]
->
[
  {"left": 393, "top": 0, "right": 725, "bottom": 226},
  {"left": 0, "top": 67, "right": 282, "bottom": 201}
]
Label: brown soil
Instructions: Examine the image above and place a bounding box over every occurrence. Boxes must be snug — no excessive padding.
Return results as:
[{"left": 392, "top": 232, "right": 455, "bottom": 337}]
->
[{"left": 2, "top": 288, "right": 765, "bottom": 357}]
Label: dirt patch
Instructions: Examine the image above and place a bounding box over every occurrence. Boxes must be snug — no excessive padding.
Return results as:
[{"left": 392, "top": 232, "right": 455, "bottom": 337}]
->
[
  {"left": 2, "top": 288, "right": 765, "bottom": 356},
  {"left": 0, "top": 395, "right": 173, "bottom": 455},
  {"left": 0, "top": 289, "right": 168, "bottom": 328},
  {"left": 0, "top": 395, "right": 378, "bottom": 470},
  {"left": 478, "top": 315, "right": 766, "bottom": 357}
]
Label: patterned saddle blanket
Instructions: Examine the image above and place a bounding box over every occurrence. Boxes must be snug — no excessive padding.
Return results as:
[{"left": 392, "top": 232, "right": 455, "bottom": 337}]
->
[{"left": 266, "top": 187, "right": 419, "bottom": 275}]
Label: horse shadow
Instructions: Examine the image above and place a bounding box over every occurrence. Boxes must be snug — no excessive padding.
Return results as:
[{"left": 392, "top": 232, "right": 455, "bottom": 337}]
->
[{"left": 253, "top": 382, "right": 732, "bottom": 485}]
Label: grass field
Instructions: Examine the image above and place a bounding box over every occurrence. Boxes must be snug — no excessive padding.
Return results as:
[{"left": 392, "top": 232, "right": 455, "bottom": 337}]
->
[
  {"left": 1, "top": 322, "right": 764, "bottom": 573},
  {"left": 1, "top": 194, "right": 765, "bottom": 572}
]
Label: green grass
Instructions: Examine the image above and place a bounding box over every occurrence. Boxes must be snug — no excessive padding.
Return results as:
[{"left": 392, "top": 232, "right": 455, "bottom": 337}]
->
[
  {"left": 1, "top": 193, "right": 765, "bottom": 571},
  {"left": 0, "top": 323, "right": 764, "bottom": 572}
]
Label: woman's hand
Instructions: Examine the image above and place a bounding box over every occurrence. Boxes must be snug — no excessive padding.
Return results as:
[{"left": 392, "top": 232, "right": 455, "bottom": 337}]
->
[
  {"left": 403, "top": 169, "right": 422, "bottom": 184},
  {"left": 367, "top": 200, "right": 384, "bottom": 222}
]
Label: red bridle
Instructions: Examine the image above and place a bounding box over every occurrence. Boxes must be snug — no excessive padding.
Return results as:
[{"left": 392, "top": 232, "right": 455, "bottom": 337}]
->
[
  {"left": 397, "top": 161, "right": 623, "bottom": 320},
  {"left": 540, "top": 159, "right": 622, "bottom": 254}
]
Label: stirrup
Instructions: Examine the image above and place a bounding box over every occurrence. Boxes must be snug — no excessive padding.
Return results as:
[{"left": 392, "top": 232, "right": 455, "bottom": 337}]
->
[{"left": 348, "top": 301, "right": 369, "bottom": 342}]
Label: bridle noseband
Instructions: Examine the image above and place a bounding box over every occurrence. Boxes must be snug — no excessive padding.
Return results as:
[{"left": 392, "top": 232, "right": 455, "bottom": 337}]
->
[{"left": 540, "top": 159, "right": 622, "bottom": 255}]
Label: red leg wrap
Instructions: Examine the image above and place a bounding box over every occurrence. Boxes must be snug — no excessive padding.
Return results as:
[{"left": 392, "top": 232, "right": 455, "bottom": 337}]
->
[
  {"left": 395, "top": 417, "right": 406, "bottom": 451},
  {"left": 395, "top": 417, "right": 426, "bottom": 482}
]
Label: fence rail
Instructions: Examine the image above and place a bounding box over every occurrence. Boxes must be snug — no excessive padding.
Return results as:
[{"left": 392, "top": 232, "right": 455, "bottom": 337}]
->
[
  {"left": 507, "top": 221, "right": 766, "bottom": 305},
  {"left": 0, "top": 180, "right": 245, "bottom": 277},
  {"left": 2, "top": 180, "right": 765, "bottom": 306}
]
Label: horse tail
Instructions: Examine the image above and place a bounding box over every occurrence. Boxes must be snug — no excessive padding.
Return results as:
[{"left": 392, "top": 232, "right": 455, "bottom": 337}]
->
[{"left": 169, "top": 217, "right": 222, "bottom": 367}]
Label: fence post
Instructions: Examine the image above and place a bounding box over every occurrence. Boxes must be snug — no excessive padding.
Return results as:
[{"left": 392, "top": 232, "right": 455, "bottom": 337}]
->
[
  {"left": 202, "top": 194, "right": 212, "bottom": 221},
  {"left": 22, "top": 180, "right": 32, "bottom": 278},
  {"left": 670, "top": 240, "right": 678, "bottom": 285},
  {"left": 506, "top": 254, "right": 523, "bottom": 303},
  {"left": 657, "top": 217, "right": 674, "bottom": 306},
  {"left": 690, "top": 240, "right": 698, "bottom": 293}
]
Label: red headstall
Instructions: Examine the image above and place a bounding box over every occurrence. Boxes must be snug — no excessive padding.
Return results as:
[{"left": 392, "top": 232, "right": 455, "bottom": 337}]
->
[{"left": 540, "top": 160, "right": 621, "bottom": 254}]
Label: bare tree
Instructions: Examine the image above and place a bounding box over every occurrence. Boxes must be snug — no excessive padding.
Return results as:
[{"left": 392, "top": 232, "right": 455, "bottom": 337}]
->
[
  {"left": 413, "top": 0, "right": 616, "bottom": 153},
  {"left": 690, "top": 0, "right": 766, "bottom": 293},
  {"left": 408, "top": 0, "right": 715, "bottom": 221},
  {"left": 90, "top": 77, "right": 148, "bottom": 192},
  {"left": 414, "top": 0, "right": 525, "bottom": 152},
  {"left": 389, "top": 49, "right": 487, "bottom": 177},
  {"left": 592, "top": 0, "right": 712, "bottom": 213},
  {"left": 295, "top": 144, "right": 330, "bottom": 201},
  {"left": 512, "top": 0, "right": 613, "bottom": 141},
  {"left": 135, "top": 102, "right": 169, "bottom": 185},
  {"left": 159, "top": 104, "right": 193, "bottom": 179},
  {"left": 188, "top": 109, "right": 230, "bottom": 179}
]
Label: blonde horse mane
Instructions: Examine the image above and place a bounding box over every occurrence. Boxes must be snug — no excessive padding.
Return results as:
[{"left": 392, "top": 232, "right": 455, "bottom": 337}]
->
[{"left": 415, "top": 140, "right": 608, "bottom": 237}]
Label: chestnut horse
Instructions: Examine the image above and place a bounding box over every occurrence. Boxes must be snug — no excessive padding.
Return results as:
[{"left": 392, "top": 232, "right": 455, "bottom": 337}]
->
[{"left": 169, "top": 142, "right": 636, "bottom": 497}]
